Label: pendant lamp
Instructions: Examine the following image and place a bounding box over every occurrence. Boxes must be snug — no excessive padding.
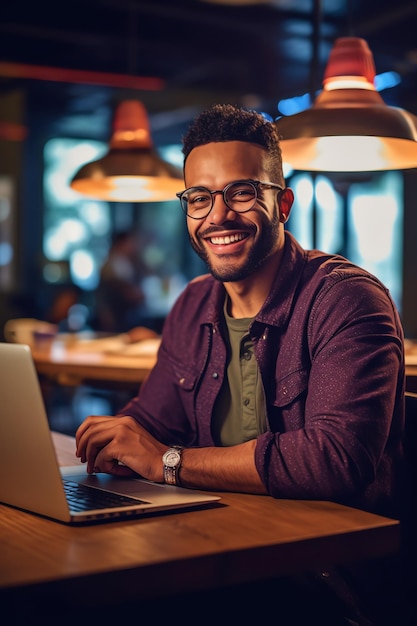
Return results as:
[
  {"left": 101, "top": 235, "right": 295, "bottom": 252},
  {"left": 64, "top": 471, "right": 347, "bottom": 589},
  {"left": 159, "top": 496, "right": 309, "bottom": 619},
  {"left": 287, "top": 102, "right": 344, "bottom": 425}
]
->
[
  {"left": 275, "top": 37, "right": 417, "bottom": 172},
  {"left": 70, "top": 100, "right": 183, "bottom": 202}
]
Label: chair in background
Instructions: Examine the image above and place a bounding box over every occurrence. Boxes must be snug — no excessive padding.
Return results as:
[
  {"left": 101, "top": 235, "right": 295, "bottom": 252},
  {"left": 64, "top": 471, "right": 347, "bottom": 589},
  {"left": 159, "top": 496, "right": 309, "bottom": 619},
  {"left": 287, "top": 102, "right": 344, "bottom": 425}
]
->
[{"left": 3, "top": 318, "right": 57, "bottom": 345}]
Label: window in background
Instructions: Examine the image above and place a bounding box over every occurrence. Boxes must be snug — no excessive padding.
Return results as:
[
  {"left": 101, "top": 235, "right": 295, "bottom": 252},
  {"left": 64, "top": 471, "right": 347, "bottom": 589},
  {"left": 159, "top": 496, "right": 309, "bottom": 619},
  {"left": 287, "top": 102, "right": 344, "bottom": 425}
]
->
[
  {"left": 287, "top": 173, "right": 345, "bottom": 256},
  {"left": 0, "top": 176, "right": 15, "bottom": 291},
  {"left": 43, "top": 138, "right": 110, "bottom": 291},
  {"left": 43, "top": 138, "right": 201, "bottom": 325},
  {"left": 286, "top": 171, "right": 403, "bottom": 314},
  {"left": 347, "top": 172, "right": 403, "bottom": 311}
]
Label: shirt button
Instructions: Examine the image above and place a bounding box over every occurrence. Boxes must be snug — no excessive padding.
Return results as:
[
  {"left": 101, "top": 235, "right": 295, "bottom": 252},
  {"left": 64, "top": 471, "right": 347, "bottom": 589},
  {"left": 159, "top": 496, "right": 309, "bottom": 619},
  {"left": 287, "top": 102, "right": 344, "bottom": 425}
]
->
[
  {"left": 243, "top": 352, "right": 251, "bottom": 361},
  {"left": 212, "top": 372, "right": 219, "bottom": 379},
  {"left": 243, "top": 398, "right": 250, "bottom": 406}
]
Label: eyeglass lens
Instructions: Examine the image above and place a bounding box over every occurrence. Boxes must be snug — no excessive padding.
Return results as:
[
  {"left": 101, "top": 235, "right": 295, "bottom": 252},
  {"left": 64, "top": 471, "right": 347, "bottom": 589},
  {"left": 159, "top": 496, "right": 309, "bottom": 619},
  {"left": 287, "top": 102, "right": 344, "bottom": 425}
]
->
[{"left": 182, "top": 181, "right": 257, "bottom": 218}]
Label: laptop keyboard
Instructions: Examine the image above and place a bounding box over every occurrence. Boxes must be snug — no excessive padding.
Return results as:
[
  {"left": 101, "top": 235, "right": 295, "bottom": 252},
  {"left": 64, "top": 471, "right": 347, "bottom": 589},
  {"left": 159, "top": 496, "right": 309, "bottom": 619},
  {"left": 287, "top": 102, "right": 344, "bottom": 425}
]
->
[{"left": 64, "top": 480, "right": 146, "bottom": 512}]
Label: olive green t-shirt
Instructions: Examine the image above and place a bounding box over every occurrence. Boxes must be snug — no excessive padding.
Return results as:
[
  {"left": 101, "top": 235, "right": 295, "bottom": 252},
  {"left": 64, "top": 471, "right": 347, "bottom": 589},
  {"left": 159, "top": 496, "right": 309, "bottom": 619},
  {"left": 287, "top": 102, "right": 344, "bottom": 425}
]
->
[{"left": 211, "top": 300, "right": 267, "bottom": 446}]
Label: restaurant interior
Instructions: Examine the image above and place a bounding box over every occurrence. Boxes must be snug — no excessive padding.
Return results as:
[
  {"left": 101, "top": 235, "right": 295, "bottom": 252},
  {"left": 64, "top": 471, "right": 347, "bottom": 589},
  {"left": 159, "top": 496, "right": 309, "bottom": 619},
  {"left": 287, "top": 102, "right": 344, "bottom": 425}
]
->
[
  {"left": 1, "top": 1, "right": 417, "bottom": 623},
  {"left": 2, "top": 0, "right": 417, "bottom": 429}
]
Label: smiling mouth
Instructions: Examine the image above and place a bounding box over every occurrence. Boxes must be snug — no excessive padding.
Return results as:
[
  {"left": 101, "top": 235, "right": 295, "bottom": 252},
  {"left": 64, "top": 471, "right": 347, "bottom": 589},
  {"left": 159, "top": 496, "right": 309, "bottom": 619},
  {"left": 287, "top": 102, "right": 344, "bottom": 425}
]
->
[{"left": 208, "top": 233, "right": 248, "bottom": 245}]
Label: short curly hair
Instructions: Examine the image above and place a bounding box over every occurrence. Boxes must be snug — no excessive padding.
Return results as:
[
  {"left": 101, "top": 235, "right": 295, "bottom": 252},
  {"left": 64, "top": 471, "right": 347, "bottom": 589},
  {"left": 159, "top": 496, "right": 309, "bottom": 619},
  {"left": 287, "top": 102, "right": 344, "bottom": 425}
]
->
[{"left": 182, "top": 104, "right": 284, "bottom": 185}]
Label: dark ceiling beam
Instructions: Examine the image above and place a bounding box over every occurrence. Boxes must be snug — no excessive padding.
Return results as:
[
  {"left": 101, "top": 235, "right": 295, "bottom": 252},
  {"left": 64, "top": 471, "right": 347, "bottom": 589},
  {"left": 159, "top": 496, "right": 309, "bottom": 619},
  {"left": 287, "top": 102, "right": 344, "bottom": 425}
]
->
[{"left": 355, "top": 4, "right": 417, "bottom": 36}]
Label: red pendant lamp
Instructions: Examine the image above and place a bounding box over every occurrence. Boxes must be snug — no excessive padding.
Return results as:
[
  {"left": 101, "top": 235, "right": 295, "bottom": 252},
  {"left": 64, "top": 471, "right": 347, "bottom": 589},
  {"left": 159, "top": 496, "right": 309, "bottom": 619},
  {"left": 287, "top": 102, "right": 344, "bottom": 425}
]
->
[
  {"left": 70, "top": 100, "right": 183, "bottom": 202},
  {"left": 275, "top": 37, "right": 417, "bottom": 172}
]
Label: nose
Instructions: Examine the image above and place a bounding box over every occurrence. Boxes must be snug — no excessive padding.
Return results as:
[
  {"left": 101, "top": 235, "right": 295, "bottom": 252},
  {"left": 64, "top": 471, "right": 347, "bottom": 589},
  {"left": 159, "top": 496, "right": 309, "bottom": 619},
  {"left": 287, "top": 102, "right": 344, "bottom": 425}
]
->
[{"left": 207, "top": 191, "right": 237, "bottom": 225}]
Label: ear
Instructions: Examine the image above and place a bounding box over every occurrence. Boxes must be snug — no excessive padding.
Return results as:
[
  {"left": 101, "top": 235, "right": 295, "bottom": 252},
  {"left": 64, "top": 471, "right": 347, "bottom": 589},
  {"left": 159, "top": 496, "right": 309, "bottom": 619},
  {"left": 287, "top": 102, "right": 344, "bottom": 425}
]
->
[{"left": 278, "top": 187, "right": 294, "bottom": 223}]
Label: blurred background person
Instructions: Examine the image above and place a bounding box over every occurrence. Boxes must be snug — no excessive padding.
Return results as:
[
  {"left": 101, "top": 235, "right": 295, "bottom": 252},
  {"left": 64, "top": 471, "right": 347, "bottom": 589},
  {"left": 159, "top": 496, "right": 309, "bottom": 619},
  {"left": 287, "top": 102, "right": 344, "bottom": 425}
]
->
[
  {"left": 94, "top": 230, "right": 148, "bottom": 334},
  {"left": 46, "top": 284, "right": 91, "bottom": 333}
]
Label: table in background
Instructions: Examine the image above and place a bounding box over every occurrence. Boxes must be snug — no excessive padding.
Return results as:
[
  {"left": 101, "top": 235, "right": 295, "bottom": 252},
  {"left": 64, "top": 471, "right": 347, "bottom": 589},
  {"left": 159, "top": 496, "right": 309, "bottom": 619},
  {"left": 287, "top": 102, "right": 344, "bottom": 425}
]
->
[
  {"left": 0, "top": 432, "right": 400, "bottom": 623},
  {"left": 405, "top": 339, "right": 417, "bottom": 392},
  {"left": 30, "top": 333, "right": 159, "bottom": 434},
  {"left": 31, "top": 332, "right": 158, "bottom": 390}
]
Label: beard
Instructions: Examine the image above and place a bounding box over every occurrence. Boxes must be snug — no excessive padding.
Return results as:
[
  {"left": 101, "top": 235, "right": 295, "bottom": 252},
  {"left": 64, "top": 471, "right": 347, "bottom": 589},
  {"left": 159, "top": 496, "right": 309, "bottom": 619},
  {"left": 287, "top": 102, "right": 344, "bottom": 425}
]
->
[{"left": 189, "top": 212, "right": 281, "bottom": 282}]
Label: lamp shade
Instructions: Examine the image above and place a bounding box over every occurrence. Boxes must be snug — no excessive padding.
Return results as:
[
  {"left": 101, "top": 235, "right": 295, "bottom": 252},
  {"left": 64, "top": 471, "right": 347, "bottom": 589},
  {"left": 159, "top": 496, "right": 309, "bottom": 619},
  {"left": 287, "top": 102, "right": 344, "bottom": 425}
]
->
[
  {"left": 70, "top": 100, "right": 183, "bottom": 202},
  {"left": 275, "top": 37, "right": 417, "bottom": 172}
]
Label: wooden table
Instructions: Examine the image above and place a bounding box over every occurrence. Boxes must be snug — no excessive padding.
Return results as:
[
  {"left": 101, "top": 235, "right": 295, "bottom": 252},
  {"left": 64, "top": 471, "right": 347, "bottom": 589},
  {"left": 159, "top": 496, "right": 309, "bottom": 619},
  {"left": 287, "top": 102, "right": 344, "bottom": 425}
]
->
[
  {"left": 405, "top": 339, "right": 417, "bottom": 392},
  {"left": 0, "top": 432, "right": 400, "bottom": 623},
  {"left": 31, "top": 333, "right": 158, "bottom": 388}
]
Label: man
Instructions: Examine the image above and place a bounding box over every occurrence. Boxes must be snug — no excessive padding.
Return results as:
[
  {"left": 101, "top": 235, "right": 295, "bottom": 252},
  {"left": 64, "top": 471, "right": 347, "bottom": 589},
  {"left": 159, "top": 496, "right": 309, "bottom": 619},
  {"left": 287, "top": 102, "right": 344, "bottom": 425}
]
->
[{"left": 76, "top": 104, "right": 405, "bottom": 624}]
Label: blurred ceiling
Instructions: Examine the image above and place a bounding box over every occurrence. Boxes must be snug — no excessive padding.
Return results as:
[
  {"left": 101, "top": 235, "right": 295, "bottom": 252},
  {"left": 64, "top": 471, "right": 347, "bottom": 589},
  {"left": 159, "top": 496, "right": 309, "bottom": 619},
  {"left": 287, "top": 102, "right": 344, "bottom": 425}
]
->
[{"left": 1, "top": 0, "right": 417, "bottom": 146}]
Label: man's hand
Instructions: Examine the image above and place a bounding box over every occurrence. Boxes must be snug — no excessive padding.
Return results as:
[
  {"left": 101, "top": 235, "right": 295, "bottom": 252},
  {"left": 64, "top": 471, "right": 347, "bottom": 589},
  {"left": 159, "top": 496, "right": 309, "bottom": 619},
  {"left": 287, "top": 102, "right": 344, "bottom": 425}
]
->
[
  {"left": 75, "top": 415, "right": 266, "bottom": 495},
  {"left": 75, "top": 415, "right": 166, "bottom": 482}
]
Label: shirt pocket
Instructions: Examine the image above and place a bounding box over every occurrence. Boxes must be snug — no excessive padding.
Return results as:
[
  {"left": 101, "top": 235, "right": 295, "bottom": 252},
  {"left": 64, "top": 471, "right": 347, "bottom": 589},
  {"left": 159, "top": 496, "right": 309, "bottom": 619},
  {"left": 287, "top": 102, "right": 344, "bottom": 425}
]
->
[
  {"left": 273, "top": 367, "right": 309, "bottom": 409},
  {"left": 163, "top": 349, "right": 200, "bottom": 392}
]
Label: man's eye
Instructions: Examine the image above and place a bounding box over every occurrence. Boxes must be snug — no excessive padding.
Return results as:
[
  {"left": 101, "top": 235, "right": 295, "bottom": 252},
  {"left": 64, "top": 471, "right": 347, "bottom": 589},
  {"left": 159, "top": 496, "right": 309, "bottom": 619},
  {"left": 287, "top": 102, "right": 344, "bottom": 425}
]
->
[
  {"left": 231, "top": 189, "right": 254, "bottom": 201},
  {"left": 189, "top": 194, "right": 210, "bottom": 205}
]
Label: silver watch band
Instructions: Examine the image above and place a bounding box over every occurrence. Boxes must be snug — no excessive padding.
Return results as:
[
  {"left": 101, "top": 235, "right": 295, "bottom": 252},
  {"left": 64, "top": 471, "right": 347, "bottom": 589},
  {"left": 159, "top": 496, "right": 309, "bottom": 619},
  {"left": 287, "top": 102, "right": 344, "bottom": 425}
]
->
[{"left": 163, "top": 465, "right": 179, "bottom": 486}]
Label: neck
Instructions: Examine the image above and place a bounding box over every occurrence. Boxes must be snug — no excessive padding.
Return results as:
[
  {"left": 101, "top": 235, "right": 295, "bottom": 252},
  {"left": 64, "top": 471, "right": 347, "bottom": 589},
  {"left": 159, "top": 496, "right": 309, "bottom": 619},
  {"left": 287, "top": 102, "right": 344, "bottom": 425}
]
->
[{"left": 224, "top": 247, "right": 283, "bottom": 319}]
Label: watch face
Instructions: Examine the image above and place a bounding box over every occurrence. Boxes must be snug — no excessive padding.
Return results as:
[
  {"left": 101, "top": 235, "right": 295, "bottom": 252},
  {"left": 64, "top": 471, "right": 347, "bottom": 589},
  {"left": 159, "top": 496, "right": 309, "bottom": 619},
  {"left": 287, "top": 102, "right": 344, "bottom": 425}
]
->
[{"left": 163, "top": 450, "right": 181, "bottom": 468}]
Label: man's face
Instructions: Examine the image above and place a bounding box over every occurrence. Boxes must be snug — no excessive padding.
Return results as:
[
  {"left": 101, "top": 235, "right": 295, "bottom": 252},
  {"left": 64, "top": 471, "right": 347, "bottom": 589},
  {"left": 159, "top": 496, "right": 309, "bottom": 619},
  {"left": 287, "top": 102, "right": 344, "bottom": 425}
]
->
[{"left": 183, "top": 141, "right": 289, "bottom": 282}]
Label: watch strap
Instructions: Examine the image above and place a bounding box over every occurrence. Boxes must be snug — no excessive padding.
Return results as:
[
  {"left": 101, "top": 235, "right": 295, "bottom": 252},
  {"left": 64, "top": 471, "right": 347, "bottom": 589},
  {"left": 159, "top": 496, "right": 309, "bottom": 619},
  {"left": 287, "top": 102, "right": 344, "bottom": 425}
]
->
[{"left": 163, "top": 465, "right": 178, "bottom": 486}]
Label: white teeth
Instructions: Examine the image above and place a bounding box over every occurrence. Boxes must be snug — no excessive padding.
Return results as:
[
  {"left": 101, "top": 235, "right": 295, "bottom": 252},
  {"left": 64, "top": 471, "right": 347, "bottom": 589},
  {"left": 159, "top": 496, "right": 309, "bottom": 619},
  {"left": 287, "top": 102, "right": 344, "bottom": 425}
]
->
[{"left": 210, "top": 233, "right": 245, "bottom": 245}]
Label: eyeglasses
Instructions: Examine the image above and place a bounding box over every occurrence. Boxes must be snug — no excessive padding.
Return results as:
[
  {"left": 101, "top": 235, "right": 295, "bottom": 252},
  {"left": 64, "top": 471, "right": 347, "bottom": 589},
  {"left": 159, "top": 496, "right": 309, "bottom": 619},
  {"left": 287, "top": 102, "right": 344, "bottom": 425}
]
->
[{"left": 176, "top": 179, "right": 284, "bottom": 220}]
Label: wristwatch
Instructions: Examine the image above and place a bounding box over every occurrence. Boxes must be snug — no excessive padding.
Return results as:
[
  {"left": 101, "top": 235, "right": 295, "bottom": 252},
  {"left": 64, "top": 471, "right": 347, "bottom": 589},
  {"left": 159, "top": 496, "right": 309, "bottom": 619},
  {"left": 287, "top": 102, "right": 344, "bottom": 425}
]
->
[{"left": 162, "top": 446, "right": 184, "bottom": 486}]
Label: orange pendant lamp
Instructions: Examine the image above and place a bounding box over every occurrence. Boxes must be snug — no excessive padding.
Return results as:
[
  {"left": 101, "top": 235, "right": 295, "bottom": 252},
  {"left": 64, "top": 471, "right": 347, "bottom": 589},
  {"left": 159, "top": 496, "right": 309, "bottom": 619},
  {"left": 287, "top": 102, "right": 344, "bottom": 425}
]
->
[
  {"left": 70, "top": 100, "right": 183, "bottom": 202},
  {"left": 275, "top": 37, "right": 417, "bottom": 172}
]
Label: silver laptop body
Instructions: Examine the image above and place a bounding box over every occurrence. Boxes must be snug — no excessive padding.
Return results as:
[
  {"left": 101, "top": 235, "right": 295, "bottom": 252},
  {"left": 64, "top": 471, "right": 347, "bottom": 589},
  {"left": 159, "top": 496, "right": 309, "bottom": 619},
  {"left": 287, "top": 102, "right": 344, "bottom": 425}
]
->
[{"left": 0, "top": 342, "right": 220, "bottom": 523}]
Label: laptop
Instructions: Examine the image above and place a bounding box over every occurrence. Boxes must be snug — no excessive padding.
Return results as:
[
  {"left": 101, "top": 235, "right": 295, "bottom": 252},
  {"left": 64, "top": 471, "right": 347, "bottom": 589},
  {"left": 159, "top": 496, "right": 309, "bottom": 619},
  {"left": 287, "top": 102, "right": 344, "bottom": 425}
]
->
[{"left": 0, "top": 342, "right": 220, "bottom": 524}]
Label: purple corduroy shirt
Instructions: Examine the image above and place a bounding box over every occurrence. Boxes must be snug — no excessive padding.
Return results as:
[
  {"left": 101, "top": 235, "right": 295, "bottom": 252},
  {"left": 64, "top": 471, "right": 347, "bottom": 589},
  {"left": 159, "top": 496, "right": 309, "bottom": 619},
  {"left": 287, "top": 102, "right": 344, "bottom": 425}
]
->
[{"left": 120, "top": 232, "right": 405, "bottom": 517}]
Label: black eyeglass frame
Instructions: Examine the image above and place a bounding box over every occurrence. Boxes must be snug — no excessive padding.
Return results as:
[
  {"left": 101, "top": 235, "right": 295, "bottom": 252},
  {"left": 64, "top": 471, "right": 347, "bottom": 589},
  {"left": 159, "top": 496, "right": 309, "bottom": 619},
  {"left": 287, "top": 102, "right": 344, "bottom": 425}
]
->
[{"left": 176, "top": 179, "right": 284, "bottom": 219}]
